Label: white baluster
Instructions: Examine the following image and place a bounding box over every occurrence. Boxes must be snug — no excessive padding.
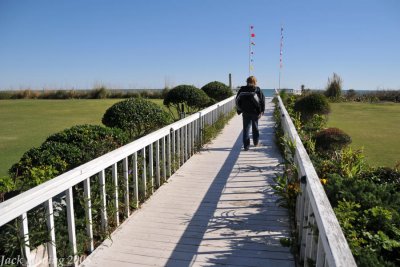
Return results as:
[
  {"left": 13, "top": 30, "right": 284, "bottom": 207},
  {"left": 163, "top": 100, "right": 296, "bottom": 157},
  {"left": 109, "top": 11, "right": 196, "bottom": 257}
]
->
[
  {"left": 112, "top": 163, "right": 119, "bottom": 226},
  {"left": 142, "top": 147, "right": 147, "bottom": 198},
  {"left": 149, "top": 143, "right": 154, "bottom": 193},
  {"left": 155, "top": 140, "right": 160, "bottom": 188},
  {"left": 83, "top": 178, "right": 94, "bottom": 252},
  {"left": 132, "top": 153, "right": 139, "bottom": 208},
  {"left": 45, "top": 198, "right": 57, "bottom": 267},
  {"left": 99, "top": 170, "right": 108, "bottom": 231},
  {"left": 20, "top": 212, "right": 31, "bottom": 266},
  {"left": 123, "top": 157, "right": 130, "bottom": 215},
  {"left": 65, "top": 188, "right": 77, "bottom": 266}
]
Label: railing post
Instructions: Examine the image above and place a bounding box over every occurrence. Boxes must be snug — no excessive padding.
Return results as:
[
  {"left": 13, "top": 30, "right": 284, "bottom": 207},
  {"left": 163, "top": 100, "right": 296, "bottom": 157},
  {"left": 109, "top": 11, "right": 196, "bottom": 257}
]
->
[
  {"left": 149, "top": 143, "right": 154, "bottom": 193},
  {"left": 83, "top": 178, "right": 94, "bottom": 252},
  {"left": 316, "top": 234, "right": 326, "bottom": 267},
  {"left": 161, "top": 136, "right": 166, "bottom": 182},
  {"left": 112, "top": 163, "right": 119, "bottom": 226},
  {"left": 176, "top": 129, "right": 181, "bottom": 167},
  {"left": 184, "top": 125, "right": 188, "bottom": 161},
  {"left": 132, "top": 153, "right": 139, "bottom": 207},
  {"left": 99, "top": 170, "right": 108, "bottom": 232},
  {"left": 188, "top": 123, "right": 191, "bottom": 157},
  {"left": 199, "top": 112, "right": 202, "bottom": 147},
  {"left": 180, "top": 126, "right": 184, "bottom": 164},
  {"left": 45, "top": 198, "right": 57, "bottom": 267},
  {"left": 65, "top": 187, "right": 77, "bottom": 266},
  {"left": 171, "top": 130, "right": 176, "bottom": 172},
  {"left": 123, "top": 157, "right": 130, "bottom": 215},
  {"left": 155, "top": 140, "right": 160, "bottom": 188},
  {"left": 141, "top": 147, "right": 147, "bottom": 197},
  {"left": 167, "top": 132, "right": 171, "bottom": 178},
  {"left": 19, "top": 212, "right": 31, "bottom": 267}
]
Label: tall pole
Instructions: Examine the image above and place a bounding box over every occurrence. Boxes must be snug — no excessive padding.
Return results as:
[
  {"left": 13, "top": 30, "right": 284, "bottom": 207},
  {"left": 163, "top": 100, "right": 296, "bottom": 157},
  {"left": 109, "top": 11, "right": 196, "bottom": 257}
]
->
[
  {"left": 249, "top": 25, "right": 255, "bottom": 77},
  {"left": 248, "top": 26, "right": 251, "bottom": 76},
  {"left": 279, "top": 25, "right": 284, "bottom": 91}
]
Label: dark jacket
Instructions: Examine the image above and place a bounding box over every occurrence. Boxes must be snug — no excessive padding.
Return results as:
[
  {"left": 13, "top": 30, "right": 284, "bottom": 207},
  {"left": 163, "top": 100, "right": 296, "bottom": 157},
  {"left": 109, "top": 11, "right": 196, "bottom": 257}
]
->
[{"left": 235, "top": 86, "right": 265, "bottom": 115}]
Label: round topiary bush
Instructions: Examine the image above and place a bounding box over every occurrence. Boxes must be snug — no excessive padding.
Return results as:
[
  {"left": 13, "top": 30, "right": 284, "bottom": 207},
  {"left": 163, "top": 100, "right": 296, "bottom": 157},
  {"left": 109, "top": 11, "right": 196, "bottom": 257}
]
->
[
  {"left": 163, "top": 85, "right": 212, "bottom": 119},
  {"left": 201, "top": 81, "right": 233, "bottom": 101},
  {"left": 294, "top": 93, "right": 330, "bottom": 121},
  {"left": 102, "top": 98, "right": 172, "bottom": 138},
  {"left": 314, "top": 127, "right": 351, "bottom": 152}
]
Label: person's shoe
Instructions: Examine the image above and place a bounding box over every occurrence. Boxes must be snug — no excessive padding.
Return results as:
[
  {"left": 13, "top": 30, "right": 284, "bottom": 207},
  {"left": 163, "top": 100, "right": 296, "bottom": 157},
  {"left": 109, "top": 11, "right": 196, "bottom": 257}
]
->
[
  {"left": 244, "top": 146, "right": 249, "bottom": 151},
  {"left": 254, "top": 140, "right": 260, "bottom": 146}
]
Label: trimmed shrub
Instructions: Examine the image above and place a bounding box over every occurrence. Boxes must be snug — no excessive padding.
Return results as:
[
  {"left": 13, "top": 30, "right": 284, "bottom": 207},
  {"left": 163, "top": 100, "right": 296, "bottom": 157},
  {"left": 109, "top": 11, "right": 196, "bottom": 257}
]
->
[
  {"left": 360, "top": 167, "right": 400, "bottom": 187},
  {"left": 9, "top": 125, "right": 129, "bottom": 189},
  {"left": 163, "top": 85, "right": 212, "bottom": 119},
  {"left": 201, "top": 81, "right": 233, "bottom": 101},
  {"left": 102, "top": 98, "right": 172, "bottom": 138},
  {"left": 294, "top": 93, "right": 330, "bottom": 121},
  {"left": 314, "top": 127, "right": 351, "bottom": 152},
  {"left": 325, "top": 73, "right": 342, "bottom": 99}
]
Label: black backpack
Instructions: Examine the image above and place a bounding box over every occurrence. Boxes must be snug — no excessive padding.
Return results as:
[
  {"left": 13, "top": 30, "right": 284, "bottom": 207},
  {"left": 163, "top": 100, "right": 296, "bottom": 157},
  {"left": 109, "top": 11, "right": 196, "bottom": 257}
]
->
[{"left": 236, "top": 87, "right": 261, "bottom": 114}]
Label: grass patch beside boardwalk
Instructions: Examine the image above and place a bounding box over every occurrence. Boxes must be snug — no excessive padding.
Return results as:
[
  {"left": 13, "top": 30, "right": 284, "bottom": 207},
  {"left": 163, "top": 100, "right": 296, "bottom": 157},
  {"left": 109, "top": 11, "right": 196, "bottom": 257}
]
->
[
  {"left": 0, "top": 99, "right": 168, "bottom": 177},
  {"left": 327, "top": 102, "right": 400, "bottom": 167}
]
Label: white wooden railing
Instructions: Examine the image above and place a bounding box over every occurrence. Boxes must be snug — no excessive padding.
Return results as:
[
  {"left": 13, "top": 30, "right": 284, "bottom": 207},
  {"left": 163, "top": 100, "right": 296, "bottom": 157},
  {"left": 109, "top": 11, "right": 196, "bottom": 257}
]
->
[
  {"left": 0, "top": 96, "right": 235, "bottom": 267},
  {"left": 276, "top": 93, "right": 356, "bottom": 267}
]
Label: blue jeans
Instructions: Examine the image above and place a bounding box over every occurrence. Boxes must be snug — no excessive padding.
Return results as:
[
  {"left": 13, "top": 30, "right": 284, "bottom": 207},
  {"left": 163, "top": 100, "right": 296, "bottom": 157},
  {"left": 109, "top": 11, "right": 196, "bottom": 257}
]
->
[{"left": 242, "top": 113, "right": 259, "bottom": 148}]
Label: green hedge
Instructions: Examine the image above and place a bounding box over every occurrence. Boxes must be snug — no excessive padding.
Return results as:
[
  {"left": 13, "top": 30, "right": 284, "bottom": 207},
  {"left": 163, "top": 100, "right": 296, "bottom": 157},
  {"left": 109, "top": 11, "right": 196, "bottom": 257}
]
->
[{"left": 9, "top": 125, "right": 129, "bottom": 191}]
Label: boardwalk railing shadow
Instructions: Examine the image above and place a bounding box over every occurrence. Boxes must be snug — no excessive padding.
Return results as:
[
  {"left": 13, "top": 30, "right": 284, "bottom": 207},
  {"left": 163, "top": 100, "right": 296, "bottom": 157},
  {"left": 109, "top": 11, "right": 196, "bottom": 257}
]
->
[{"left": 164, "top": 132, "right": 242, "bottom": 266}]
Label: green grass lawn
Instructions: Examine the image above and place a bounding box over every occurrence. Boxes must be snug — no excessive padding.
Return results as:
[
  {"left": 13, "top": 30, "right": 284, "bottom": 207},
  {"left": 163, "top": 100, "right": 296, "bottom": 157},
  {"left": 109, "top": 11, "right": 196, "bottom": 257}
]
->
[
  {"left": 327, "top": 102, "right": 400, "bottom": 168},
  {"left": 0, "top": 99, "right": 168, "bottom": 177}
]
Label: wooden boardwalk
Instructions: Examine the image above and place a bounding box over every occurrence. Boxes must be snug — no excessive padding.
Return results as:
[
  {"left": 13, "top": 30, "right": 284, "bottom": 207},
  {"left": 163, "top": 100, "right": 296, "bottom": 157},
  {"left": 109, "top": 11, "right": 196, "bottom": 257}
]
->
[{"left": 81, "top": 98, "right": 295, "bottom": 267}]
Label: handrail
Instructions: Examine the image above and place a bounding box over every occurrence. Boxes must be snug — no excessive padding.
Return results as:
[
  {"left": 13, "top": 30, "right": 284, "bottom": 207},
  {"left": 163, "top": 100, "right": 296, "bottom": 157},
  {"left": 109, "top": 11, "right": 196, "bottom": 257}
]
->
[
  {"left": 275, "top": 91, "right": 356, "bottom": 267},
  {"left": 0, "top": 96, "right": 236, "bottom": 266}
]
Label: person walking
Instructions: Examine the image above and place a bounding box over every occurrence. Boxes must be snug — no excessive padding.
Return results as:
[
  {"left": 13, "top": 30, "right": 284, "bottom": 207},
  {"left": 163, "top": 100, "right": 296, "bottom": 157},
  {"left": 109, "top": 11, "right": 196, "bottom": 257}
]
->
[{"left": 235, "top": 76, "right": 265, "bottom": 151}]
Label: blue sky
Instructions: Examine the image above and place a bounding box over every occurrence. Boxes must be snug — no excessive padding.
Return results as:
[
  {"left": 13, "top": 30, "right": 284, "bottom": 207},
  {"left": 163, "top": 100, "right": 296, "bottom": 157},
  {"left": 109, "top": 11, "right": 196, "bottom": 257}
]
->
[{"left": 0, "top": 0, "right": 399, "bottom": 90}]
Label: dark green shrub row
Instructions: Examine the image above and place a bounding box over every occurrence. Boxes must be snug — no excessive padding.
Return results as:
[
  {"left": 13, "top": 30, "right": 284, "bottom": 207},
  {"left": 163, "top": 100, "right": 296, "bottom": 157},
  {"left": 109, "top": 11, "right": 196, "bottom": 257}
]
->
[
  {"left": 344, "top": 90, "right": 400, "bottom": 103},
  {"left": 0, "top": 88, "right": 165, "bottom": 100},
  {"left": 0, "top": 80, "right": 233, "bottom": 101},
  {"left": 9, "top": 125, "right": 129, "bottom": 191}
]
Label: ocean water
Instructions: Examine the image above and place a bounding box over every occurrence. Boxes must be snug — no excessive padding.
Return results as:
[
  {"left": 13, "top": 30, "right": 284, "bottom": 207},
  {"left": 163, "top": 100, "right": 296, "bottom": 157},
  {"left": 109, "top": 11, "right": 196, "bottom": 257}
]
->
[{"left": 261, "top": 89, "right": 275, "bottom": 97}]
